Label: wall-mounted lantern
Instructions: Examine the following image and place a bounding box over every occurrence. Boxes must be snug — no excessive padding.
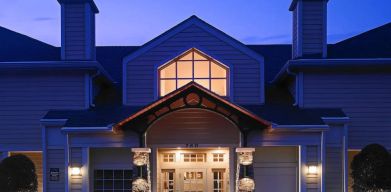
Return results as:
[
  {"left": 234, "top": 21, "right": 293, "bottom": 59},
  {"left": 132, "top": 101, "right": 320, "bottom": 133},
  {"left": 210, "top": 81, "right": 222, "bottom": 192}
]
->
[
  {"left": 307, "top": 164, "right": 318, "bottom": 175},
  {"left": 132, "top": 148, "right": 151, "bottom": 166},
  {"left": 70, "top": 167, "right": 81, "bottom": 176},
  {"left": 236, "top": 148, "right": 255, "bottom": 165}
]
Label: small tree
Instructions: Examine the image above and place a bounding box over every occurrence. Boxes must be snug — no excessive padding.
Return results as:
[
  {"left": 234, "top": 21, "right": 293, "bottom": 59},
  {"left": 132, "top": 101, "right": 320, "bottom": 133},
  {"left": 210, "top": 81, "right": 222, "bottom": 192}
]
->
[
  {"left": 351, "top": 144, "right": 391, "bottom": 192},
  {"left": 0, "top": 154, "right": 38, "bottom": 192}
]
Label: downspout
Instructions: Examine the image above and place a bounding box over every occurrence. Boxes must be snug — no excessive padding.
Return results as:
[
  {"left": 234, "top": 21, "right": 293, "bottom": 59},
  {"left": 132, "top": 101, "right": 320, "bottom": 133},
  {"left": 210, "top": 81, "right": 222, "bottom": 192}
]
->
[
  {"left": 286, "top": 66, "right": 300, "bottom": 106},
  {"left": 89, "top": 71, "right": 100, "bottom": 107}
]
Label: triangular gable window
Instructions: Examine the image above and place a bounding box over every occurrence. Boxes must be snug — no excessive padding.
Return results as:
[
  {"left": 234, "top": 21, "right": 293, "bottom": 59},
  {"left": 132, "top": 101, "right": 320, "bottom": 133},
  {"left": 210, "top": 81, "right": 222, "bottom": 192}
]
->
[{"left": 159, "top": 48, "right": 229, "bottom": 97}]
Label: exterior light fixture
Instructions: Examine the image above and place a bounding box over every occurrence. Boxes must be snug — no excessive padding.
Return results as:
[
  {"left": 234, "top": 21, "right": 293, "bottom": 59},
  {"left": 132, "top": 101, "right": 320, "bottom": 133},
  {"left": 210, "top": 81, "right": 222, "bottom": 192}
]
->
[
  {"left": 236, "top": 148, "right": 255, "bottom": 165},
  {"left": 132, "top": 178, "right": 149, "bottom": 192},
  {"left": 131, "top": 148, "right": 151, "bottom": 166},
  {"left": 238, "top": 177, "right": 255, "bottom": 191},
  {"left": 71, "top": 167, "right": 81, "bottom": 176},
  {"left": 308, "top": 165, "right": 318, "bottom": 175}
]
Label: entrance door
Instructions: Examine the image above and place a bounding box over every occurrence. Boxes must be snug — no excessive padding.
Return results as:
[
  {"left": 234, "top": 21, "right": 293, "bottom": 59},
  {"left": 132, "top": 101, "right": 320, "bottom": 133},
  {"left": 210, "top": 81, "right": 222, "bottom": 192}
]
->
[{"left": 182, "top": 169, "right": 206, "bottom": 192}]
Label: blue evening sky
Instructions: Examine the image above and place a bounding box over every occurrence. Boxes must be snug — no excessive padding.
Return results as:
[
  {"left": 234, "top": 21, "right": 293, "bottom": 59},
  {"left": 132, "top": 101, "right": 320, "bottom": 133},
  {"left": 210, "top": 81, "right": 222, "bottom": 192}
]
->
[{"left": 0, "top": 0, "right": 390, "bottom": 46}]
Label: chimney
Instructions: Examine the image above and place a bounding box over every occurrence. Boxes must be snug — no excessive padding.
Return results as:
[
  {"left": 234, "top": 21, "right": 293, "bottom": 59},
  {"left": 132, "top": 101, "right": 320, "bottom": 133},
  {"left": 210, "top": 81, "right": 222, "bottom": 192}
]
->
[
  {"left": 290, "top": 0, "right": 328, "bottom": 59},
  {"left": 57, "top": 0, "right": 99, "bottom": 60}
]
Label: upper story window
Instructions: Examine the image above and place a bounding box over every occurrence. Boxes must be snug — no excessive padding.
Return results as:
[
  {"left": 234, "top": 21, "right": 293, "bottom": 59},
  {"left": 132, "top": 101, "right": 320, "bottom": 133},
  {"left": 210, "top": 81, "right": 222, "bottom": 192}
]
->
[{"left": 159, "top": 48, "right": 228, "bottom": 97}]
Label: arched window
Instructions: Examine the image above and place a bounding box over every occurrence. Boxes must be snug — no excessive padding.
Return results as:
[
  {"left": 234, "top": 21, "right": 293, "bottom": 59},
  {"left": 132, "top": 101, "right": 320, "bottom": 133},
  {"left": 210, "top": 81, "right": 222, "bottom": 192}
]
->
[{"left": 159, "top": 48, "right": 228, "bottom": 97}]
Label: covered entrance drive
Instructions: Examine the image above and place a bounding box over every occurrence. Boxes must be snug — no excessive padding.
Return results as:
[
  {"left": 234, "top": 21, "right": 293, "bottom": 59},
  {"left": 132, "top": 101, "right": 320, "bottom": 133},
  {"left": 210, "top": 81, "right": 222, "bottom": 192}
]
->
[{"left": 113, "top": 83, "right": 271, "bottom": 192}]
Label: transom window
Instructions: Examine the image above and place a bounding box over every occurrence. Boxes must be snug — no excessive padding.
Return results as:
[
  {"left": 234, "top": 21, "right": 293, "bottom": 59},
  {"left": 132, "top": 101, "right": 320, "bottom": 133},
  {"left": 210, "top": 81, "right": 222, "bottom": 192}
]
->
[
  {"left": 159, "top": 48, "right": 228, "bottom": 97},
  {"left": 183, "top": 153, "right": 206, "bottom": 162},
  {"left": 213, "top": 153, "right": 224, "bottom": 162},
  {"left": 163, "top": 153, "right": 175, "bottom": 162}
]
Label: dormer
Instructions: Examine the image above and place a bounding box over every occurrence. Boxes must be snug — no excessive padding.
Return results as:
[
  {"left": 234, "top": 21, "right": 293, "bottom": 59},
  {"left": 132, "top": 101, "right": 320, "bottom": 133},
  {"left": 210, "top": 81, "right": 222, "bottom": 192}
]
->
[{"left": 122, "top": 16, "right": 265, "bottom": 106}]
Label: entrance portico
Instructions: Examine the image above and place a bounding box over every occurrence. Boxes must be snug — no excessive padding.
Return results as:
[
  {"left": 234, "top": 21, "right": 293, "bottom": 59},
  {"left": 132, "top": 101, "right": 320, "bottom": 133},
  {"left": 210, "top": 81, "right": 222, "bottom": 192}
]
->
[{"left": 113, "top": 83, "right": 271, "bottom": 192}]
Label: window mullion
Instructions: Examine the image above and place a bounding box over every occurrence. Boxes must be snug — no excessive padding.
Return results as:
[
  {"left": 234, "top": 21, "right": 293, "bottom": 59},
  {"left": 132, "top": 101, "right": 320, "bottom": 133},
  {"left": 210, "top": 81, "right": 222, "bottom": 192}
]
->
[
  {"left": 175, "top": 61, "right": 178, "bottom": 89},
  {"left": 192, "top": 50, "right": 195, "bottom": 82}
]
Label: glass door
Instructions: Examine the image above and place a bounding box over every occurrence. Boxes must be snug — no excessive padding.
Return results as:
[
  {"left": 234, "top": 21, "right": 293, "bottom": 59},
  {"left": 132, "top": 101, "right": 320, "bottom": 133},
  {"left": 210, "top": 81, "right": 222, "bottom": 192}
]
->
[
  {"left": 161, "top": 169, "right": 175, "bottom": 192},
  {"left": 182, "top": 169, "right": 206, "bottom": 192}
]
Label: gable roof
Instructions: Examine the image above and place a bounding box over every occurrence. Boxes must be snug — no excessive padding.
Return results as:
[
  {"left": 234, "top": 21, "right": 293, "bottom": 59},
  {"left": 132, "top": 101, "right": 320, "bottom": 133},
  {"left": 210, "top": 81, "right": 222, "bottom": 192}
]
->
[
  {"left": 328, "top": 22, "right": 391, "bottom": 59},
  {"left": 113, "top": 82, "right": 271, "bottom": 133},
  {"left": 123, "top": 15, "right": 264, "bottom": 65},
  {"left": 0, "top": 26, "right": 59, "bottom": 61}
]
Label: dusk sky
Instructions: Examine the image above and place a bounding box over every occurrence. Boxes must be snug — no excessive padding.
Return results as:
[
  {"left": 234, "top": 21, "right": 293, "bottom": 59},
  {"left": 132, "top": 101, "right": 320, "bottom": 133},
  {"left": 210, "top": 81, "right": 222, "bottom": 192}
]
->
[{"left": 0, "top": 0, "right": 390, "bottom": 46}]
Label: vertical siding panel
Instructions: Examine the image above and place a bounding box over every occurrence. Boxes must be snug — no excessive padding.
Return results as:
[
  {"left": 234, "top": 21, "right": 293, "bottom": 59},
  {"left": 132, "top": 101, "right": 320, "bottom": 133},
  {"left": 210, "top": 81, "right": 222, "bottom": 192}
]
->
[{"left": 47, "top": 149, "right": 65, "bottom": 192}]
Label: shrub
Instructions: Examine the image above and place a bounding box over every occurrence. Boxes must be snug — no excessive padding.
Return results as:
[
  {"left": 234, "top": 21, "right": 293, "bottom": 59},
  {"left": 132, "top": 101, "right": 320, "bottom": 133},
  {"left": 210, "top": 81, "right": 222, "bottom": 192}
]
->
[
  {"left": 351, "top": 144, "right": 391, "bottom": 192},
  {"left": 0, "top": 154, "right": 38, "bottom": 192}
]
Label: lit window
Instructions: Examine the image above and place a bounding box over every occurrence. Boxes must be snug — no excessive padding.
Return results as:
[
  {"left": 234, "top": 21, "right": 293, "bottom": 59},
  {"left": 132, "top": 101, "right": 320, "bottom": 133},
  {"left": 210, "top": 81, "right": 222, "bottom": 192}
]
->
[
  {"left": 163, "top": 153, "right": 175, "bottom": 162},
  {"left": 182, "top": 153, "right": 206, "bottom": 162},
  {"left": 213, "top": 153, "right": 224, "bottom": 162},
  {"left": 159, "top": 48, "right": 228, "bottom": 96}
]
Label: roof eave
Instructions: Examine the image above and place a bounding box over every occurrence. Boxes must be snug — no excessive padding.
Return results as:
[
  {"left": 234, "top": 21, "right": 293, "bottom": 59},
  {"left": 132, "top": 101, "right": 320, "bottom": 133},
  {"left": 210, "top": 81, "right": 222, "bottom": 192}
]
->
[{"left": 272, "top": 58, "right": 391, "bottom": 84}]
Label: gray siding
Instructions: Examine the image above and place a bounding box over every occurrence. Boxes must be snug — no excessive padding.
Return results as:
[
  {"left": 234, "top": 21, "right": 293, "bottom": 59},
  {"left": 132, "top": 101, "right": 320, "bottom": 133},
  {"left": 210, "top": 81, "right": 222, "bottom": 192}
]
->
[
  {"left": 301, "top": 1, "right": 325, "bottom": 56},
  {"left": 325, "top": 147, "right": 343, "bottom": 192},
  {"left": 47, "top": 149, "right": 65, "bottom": 192},
  {"left": 324, "top": 124, "right": 345, "bottom": 192},
  {"left": 62, "top": 3, "right": 95, "bottom": 60},
  {"left": 64, "top": 4, "right": 86, "bottom": 60},
  {"left": 70, "top": 147, "right": 82, "bottom": 192},
  {"left": 292, "top": 0, "right": 326, "bottom": 58},
  {"left": 70, "top": 132, "right": 139, "bottom": 148},
  {"left": 0, "top": 71, "right": 87, "bottom": 150},
  {"left": 125, "top": 25, "right": 263, "bottom": 105},
  {"left": 303, "top": 72, "right": 391, "bottom": 149}
]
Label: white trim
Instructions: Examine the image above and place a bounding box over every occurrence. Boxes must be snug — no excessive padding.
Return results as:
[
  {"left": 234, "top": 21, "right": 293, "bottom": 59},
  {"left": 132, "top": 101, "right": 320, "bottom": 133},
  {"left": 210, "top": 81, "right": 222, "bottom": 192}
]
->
[
  {"left": 321, "top": 117, "right": 350, "bottom": 124},
  {"left": 235, "top": 148, "right": 255, "bottom": 153},
  {"left": 321, "top": 131, "right": 326, "bottom": 192},
  {"left": 42, "top": 126, "right": 47, "bottom": 192},
  {"left": 61, "top": 126, "right": 113, "bottom": 133},
  {"left": 343, "top": 123, "right": 349, "bottom": 192},
  {"left": 299, "top": 145, "right": 307, "bottom": 192},
  {"left": 65, "top": 134, "right": 70, "bottom": 192},
  {"left": 271, "top": 124, "right": 329, "bottom": 133},
  {"left": 297, "top": 1, "right": 303, "bottom": 58},
  {"left": 82, "top": 147, "right": 90, "bottom": 192},
  {"left": 40, "top": 119, "right": 68, "bottom": 127},
  {"left": 322, "top": 0, "right": 328, "bottom": 58}
]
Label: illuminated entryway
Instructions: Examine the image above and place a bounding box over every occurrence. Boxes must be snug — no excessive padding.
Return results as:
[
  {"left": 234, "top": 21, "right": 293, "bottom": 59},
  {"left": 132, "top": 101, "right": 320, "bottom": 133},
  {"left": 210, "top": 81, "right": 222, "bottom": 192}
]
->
[{"left": 157, "top": 148, "right": 230, "bottom": 192}]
